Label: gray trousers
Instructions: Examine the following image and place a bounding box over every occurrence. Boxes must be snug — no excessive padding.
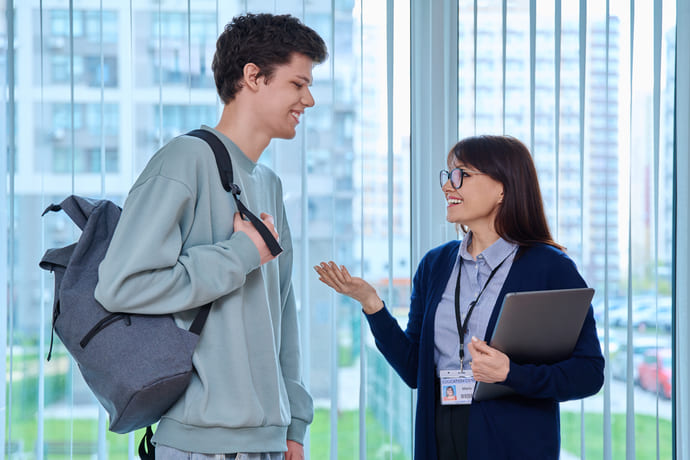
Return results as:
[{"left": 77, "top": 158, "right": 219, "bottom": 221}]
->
[{"left": 155, "top": 444, "right": 284, "bottom": 460}]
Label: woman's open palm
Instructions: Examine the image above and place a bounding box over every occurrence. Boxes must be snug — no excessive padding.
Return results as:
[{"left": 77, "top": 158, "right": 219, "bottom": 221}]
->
[{"left": 314, "top": 262, "right": 383, "bottom": 314}]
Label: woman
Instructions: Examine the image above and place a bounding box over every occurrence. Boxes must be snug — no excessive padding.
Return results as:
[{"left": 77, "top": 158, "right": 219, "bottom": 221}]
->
[{"left": 314, "top": 135, "right": 604, "bottom": 460}]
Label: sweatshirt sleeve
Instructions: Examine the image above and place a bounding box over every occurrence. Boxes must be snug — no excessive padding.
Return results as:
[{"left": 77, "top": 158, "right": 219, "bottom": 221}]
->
[
  {"left": 95, "top": 172, "right": 261, "bottom": 315},
  {"left": 502, "top": 251, "right": 605, "bottom": 401},
  {"left": 276, "top": 201, "right": 314, "bottom": 443}
]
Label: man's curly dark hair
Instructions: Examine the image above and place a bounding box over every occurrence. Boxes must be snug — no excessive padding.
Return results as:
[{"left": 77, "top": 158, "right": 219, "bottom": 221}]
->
[{"left": 212, "top": 13, "right": 328, "bottom": 104}]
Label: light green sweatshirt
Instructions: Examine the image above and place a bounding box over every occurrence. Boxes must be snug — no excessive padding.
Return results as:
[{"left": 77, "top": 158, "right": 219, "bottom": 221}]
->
[{"left": 94, "top": 126, "right": 313, "bottom": 454}]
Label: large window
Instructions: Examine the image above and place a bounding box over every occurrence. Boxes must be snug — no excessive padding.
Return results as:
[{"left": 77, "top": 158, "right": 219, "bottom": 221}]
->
[
  {"left": 3, "top": 1, "right": 411, "bottom": 459},
  {"left": 456, "top": 1, "right": 676, "bottom": 458}
]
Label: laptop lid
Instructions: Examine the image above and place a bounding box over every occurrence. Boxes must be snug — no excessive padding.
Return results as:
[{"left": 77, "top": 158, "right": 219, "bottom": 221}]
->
[{"left": 473, "top": 287, "right": 595, "bottom": 401}]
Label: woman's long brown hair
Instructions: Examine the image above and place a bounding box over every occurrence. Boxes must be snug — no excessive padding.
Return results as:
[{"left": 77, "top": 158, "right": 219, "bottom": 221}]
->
[{"left": 447, "top": 135, "right": 565, "bottom": 251}]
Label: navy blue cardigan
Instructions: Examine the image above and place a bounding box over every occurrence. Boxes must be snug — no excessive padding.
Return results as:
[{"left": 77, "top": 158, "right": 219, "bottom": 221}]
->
[{"left": 366, "top": 241, "right": 604, "bottom": 460}]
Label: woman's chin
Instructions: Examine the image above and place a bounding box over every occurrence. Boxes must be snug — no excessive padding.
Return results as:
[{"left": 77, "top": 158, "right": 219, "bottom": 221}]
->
[{"left": 446, "top": 215, "right": 462, "bottom": 225}]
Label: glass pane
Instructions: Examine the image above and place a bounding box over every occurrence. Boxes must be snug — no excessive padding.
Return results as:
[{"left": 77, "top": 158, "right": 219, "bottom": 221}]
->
[
  {"left": 457, "top": 1, "right": 675, "bottom": 459},
  {"left": 20, "top": 2, "right": 237, "bottom": 458},
  {"left": 301, "top": 0, "right": 413, "bottom": 457},
  {"left": 11, "top": 0, "right": 412, "bottom": 458},
  {"left": 359, "top": 1, "right": 412, "bottom": 458}
]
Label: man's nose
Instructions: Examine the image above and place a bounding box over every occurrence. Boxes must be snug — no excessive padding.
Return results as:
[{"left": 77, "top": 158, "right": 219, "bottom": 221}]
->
[{"left": 303, "top": 87, "right": 315, "bottom": 107}]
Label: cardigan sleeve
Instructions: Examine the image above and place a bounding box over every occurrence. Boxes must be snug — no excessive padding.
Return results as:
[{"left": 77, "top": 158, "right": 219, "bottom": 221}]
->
[{"left": 501, "top": 249, "right": 605, "bottom": 401}]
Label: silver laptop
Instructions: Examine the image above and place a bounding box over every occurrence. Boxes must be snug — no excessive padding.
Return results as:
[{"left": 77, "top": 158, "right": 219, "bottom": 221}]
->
[{"left": 473, "top": 287, "right": 595, "bottom": 401}]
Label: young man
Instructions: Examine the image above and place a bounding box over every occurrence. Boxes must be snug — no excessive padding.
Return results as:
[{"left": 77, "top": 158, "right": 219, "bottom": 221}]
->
[{"left": 95, "top": 13, "right": 327, "bottom": 459}]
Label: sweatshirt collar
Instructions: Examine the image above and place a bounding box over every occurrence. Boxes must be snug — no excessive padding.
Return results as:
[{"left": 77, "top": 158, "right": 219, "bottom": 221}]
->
[{"left": 200, "top": 125, "right": 257, "bottom": 173}]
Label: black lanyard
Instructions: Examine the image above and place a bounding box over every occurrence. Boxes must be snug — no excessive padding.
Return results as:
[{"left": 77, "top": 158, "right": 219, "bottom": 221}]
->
[{"left": 454, "top": 256, "right": 507, "bottom": 370}]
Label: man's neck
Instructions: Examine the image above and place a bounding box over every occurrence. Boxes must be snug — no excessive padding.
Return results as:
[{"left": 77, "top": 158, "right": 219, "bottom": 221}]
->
[{"left": 214, "top": 103, "right": 270, "bottom": 162}]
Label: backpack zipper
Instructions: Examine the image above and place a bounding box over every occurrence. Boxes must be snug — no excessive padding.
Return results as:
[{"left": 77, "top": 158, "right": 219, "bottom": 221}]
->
[{"left": 80, "top": 313, "right": 132, "bottom": 348}]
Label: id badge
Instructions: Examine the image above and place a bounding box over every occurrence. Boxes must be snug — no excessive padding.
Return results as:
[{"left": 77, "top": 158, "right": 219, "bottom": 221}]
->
[{"left": 439, "top": 369, "right": 475, "bottom": 405}]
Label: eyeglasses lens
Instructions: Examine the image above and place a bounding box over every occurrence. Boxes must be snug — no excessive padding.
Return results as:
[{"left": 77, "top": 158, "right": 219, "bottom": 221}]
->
[
  {"left": 440, "top": 169, "right": 463, "bottom": 189},
  {"left": 450, "top": 169, "right": 462, "bottom": 188}
]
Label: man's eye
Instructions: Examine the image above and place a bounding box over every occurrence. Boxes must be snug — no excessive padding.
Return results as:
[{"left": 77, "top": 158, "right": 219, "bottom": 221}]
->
[{"left": 293, "top": 82, "right": 303, "bottom": 89}]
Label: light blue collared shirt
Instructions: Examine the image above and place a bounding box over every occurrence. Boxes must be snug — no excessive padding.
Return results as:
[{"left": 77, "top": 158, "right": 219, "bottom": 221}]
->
[{"left": 434, "top": 234, "right": 519, "bottom": 376}]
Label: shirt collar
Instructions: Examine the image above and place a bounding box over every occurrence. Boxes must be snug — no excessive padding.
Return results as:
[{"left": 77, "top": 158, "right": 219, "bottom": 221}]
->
[{"left": 458, "top": 233, "right": 519, "bottom": 269}]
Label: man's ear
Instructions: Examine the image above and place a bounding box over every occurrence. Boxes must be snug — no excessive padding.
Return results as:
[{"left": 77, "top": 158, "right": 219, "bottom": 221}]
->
[{"left": 243, "top": 63, "right": 262, "bottom": 92}]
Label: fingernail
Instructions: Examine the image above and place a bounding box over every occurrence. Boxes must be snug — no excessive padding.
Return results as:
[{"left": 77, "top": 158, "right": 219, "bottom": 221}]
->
[{"left": 471, "top": 336, "right": 478, "bottom": 342}]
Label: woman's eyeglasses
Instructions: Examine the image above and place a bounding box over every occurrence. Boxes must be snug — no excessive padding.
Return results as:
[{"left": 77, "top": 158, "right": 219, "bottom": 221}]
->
[{"left": 439, "top": 168, "right": 484, "bottom": 189}]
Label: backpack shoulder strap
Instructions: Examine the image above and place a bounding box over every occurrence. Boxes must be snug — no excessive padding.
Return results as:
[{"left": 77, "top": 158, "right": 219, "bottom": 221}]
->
[
  {"left": 186, "top": 129, "right": 236, "bottom": 193},
  {"left": 186, "top": 129, "right": 282, "bottom": 257}
]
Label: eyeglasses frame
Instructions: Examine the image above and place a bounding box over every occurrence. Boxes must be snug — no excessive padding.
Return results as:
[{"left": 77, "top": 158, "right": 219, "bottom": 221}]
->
[{"left": 439, "top": 167, "right": 485, "bottom": 189}]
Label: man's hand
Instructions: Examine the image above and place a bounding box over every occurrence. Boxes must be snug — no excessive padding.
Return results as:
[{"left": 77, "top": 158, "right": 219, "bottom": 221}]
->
[
  {"left": 233, "top": 212, "right": 279, "bottom": 265},
  {"left": 467, "top": 336, "right": 510, "bottom": 383},
  {"left": 285, "top": 440, "right": 304, "bottom": 460}
]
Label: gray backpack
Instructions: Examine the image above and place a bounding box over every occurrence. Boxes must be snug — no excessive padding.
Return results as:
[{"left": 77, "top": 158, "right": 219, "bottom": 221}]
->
[
  {"left": 40, "top": 194, "right": 210, "bottom": 437},
  {"left": 39, "top": 130, "right": 282, "bottom": 458}
]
